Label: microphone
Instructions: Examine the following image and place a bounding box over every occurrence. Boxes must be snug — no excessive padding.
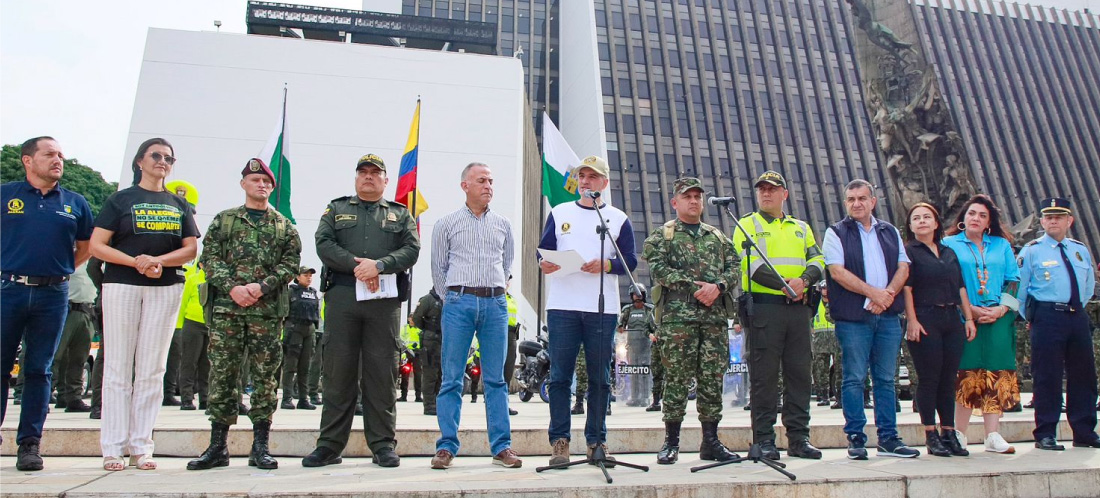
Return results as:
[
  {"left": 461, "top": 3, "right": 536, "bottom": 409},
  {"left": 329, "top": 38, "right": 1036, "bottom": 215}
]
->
[
  {"left": 583, "top": 190, "right": 602, "bottom": 199},
  {"left": 707, "top": 196, "right": 735, "bottom": 206}
]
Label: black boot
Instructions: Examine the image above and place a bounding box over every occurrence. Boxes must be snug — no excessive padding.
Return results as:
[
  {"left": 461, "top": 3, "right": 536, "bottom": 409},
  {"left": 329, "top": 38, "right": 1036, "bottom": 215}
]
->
[
  {"left": 571, "top": 398, "right": 584, "bottom": 415},
  {"left": 925, "top": 430, "right": 951, "bottom": 457},
  {"left": 188, "top": 422, "right": 231, "bottom": 470},
  {"left": 656, "top": 421, "right": 681, "bottom": 464},
  {"left": 941, "top": 428, "right": 969, "bottom": 456},
  {"left": 397, "top": 392, "right": 408, "bottom": 402},
  {"left": 646, "top": 394, "right": 662, "bottom": 412},
  {"left": 249, "top": 420, "right": 278, "bottom": 469},
  {"left": 699, "top": 421, "right": 738, "bottom": 461}
]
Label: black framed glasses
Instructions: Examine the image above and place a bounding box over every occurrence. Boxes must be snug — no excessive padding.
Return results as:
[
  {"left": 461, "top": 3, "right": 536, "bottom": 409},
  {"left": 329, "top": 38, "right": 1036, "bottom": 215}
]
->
[{"left": 149, "top": 152, "right": 176, "bottom": 165}]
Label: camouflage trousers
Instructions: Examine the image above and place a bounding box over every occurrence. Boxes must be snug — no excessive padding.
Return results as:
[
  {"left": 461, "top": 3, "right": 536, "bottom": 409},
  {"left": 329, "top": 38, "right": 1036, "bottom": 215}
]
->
[
  {"left": 651, "top": 338, "right": 664, "bottom": 398},
  {"left": 207, "top": 313, "right": 283, "bottom": 425},
  {"left": 658, "top": 320, "right": 729, "bottom": 423},
  {"left": 811, "top": 329, "right": 839, "bottom": 398},
  {"left": 575, "top": 344, "right": 587, "bottom": 399},
  {"left": 1016, "top": 320, "right": 1032, "bottom": 386}
]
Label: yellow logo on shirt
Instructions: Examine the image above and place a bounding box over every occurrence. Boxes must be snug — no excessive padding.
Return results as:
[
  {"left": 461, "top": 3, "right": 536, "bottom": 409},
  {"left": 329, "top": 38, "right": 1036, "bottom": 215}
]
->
[
  {"left": 6, "top": 199, "right": 24, "bottom": 214},
  {"left": 64, "top": 204, "right": 72, "bottom": 213},
  {"left": 561, "top": 222, "right": 571, "bottom": 234}
]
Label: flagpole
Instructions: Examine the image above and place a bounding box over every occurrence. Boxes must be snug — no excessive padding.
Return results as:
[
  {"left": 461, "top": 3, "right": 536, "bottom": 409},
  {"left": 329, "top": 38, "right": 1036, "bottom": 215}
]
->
[
  {"left": 406, "top": 97, "right": 421, "bottom": 321},
  {"left": 273, "top": 84, "right": 288, "bottom": 211}
]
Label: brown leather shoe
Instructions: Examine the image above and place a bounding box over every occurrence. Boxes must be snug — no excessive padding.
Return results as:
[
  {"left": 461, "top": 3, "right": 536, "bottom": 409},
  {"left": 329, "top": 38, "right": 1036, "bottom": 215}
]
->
[
  {"left": 493, "top": 448, "right": 522, "bottom": 468},
  {"left": 549, "top": 438, "right": 570, "bottom": 465},
  {"left": 430, "top": 450, "right": 454, "bottom": 469},
  {"left": 586, "top": 442, "right": 617, "bottom": 466}
]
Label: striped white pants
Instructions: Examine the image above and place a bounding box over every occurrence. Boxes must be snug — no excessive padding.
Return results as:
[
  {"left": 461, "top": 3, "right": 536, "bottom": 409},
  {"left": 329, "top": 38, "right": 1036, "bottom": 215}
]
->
[{"left": 100, "top": 283, "right": 183, "bottom": 457}]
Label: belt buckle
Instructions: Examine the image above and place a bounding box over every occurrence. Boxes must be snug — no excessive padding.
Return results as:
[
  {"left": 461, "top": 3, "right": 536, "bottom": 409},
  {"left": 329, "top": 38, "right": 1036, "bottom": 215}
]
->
[{"left": 15, "top": 275, "right": 35, "bottom": 286}]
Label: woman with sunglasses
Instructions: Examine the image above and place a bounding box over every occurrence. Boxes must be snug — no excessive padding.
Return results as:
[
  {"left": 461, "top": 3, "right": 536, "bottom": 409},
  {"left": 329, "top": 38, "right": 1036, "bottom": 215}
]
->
[
  {"left": 942, "top": 194, "right": 1020, "bottom": 454},
  {"left": 89, "top": 138, "right": 199, "bottom": 471},
  {"left": 902, "top": 203, "right": 975, "bottom": 457}
]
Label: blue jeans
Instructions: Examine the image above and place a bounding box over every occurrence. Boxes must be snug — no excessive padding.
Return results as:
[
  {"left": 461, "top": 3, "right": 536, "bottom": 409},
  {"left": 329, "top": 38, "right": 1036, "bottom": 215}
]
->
[
  {"left": 1, "top": 280, "right": 69, "bottom": 444},
  {"left": 547, "top": 309, "right": 616, "bottom": 445},
  {"left": 435, "top": 291, "right": 511, "bottom": 456},
  {"left": 835, "top": 312, "right": 904, "bottom": 441}
]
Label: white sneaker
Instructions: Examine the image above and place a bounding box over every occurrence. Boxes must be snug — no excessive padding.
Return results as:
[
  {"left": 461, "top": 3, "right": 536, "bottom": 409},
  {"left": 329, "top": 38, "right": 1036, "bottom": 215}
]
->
[{"left": 984, "top": 432, "right": 1015, "bottom": 454}]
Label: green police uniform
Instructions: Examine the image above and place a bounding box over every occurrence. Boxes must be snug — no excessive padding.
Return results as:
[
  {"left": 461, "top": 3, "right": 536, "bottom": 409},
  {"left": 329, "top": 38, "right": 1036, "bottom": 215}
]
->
[
  {"left": 201, "top": 204, "right": 301, "bottom": 426},
  {"left": 410, "top": 290, "right": 443, "bottom": 413},
  {"left": 619, "top": 302, "right": 657, "bottom": 406},
  {"left": 398, "top": 324, "right": 422, "bottom": 401},
  {"left": 314, "top": 164, "right": 421, "bottom": 457}
]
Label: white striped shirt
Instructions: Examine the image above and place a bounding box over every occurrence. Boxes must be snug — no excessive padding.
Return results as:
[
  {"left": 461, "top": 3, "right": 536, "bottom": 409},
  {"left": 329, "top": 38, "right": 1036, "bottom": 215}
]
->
[{"left": 431, "top": 205, "right": 514, "bottom": 297}]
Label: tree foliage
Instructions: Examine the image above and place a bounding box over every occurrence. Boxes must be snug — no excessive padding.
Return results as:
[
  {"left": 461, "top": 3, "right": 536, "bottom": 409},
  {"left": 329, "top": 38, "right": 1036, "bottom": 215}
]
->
[{"left": 1, "top": 144, "right": 118, "bottom": 215}]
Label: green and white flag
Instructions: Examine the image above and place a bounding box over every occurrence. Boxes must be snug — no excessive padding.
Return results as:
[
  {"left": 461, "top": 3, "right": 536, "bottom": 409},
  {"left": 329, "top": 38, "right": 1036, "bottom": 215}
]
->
[
  {"left": 540, "top": 112, "right": 581, "bottom": 207},
  {"left": 259, "top": 88, "right": 295, "bottom": 223}
]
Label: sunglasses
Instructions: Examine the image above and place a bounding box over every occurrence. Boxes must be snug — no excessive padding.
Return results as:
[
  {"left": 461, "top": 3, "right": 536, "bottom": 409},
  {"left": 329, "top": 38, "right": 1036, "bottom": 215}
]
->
[{"left": 148, "top": 152, "right": 176, "bottom": 165}]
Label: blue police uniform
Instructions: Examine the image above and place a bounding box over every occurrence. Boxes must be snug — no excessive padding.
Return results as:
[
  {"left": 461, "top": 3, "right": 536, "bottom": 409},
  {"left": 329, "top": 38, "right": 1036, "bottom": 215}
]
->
[
  {"left": 1017, "top": 198, "right": 1099, "bottom": 449},
  {"left": 1, "top": 180, "right": 94, "bottom": 446}
]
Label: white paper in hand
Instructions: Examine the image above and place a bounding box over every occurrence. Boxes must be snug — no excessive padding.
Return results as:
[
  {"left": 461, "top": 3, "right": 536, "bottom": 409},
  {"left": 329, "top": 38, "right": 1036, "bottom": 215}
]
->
[
  {"left": 537, "top": 248, "right": 587, "bottom": 275},
  {"left": 356, "top": 274, "right": 399, "bottom": 301}
]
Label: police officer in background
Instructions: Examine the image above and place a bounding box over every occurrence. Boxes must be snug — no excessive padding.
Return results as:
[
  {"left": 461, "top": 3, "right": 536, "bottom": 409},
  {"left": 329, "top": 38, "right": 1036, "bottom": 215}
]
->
[
  {"left": 1017, "top": 197, "right": 1099, "bottom": 450},
  {"left": 281, "top": 266, "right": 320, "bottom": 410},
  {"left": 411, "top": 289, "right": 443, "bottom": 416},
  {"left": 731, "top": 171, "right": 825, "bottom": 461},
  {"left": 642, "top": 177, "right": 740, "bottom": 465},
  {"left": 398, "top": 318, "right": 422, "bottom": 403},
  {"left": 505, "top": 276, "right": 520, "bottom": 416},
  {"left": 304, "top": 153, "right": 420, "bottom": 468},
  {"left": 188, "top": 158, "right": 302, "bottom": 471},
  {"left": 52, "top": 261, "right": 96, "bottom": 413},
  {"left": 618, "top": 289, "right": 656, "bottom": 407}
]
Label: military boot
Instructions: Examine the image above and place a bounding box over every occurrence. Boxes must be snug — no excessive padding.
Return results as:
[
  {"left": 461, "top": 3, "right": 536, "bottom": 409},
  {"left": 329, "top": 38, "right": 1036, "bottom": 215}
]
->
[
  {"left": 571, "top": 398, "right": 584, "bottom": 415},
  {"left": 187, "top": 422, "right": 230, "bottom": 470},
  {"left": 656, "top": 421, "right": 681, "bottom": 464},
  {"left": 645, "top": 393, "right": 662, "bottom": 412},
  {"left": 699, "top": 421, "right": 738, "bottom": 461},
  {"left": 248, "top": 420, "right": 278, "bottom": 469}
]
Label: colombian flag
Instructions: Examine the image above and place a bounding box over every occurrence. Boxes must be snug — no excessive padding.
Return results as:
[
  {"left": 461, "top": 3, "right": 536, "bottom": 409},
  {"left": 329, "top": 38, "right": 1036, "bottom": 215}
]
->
[{"left": 395, "top": 100, "right": 428, "bottom": 221}]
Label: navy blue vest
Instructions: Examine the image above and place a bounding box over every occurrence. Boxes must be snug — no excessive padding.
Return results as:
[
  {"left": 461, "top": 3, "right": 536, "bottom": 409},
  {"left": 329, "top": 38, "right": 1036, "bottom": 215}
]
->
[{"left": 826, "top": 217, "right": 904, "bottom": 321}]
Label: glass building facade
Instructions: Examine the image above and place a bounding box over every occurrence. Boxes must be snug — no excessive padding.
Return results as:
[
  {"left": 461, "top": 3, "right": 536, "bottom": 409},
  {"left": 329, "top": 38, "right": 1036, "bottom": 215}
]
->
[{"left": 405, "top": 0, "right": 1100, "bottom": 289}]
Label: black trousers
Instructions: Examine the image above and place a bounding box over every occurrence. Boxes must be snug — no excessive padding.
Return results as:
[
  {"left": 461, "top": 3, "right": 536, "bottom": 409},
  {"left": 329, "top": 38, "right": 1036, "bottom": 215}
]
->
[
  {"left": 399, "top": 354, "right": 422, "bottom": 397},
  {"left": 317, "top": 285, "right": 400, "bottom": 453},
  {"left": 420, "top": 330, "right": 442, "bottom": 411},
  {"left": 53, "top": 307, "right": 93, "bottom": 404},
  {"left": 504, "top": 326, "right": 518, "bottom": 384},
  {"left": 281, "top": 320, "right": 315, "bottom": 400},
  {"left": 179, "top": 318, "right": 210, "bottom": 401},
  {"left": 1030, "top": 305, "right": 1098, "bottom": 442},
  {"left": 164, "top": 327, "right": 182, "bottom": 395},
  {"left": 906, "top": 306, "right": 966, "bottom": 427},
  {"left": 748, "top": 303, "right": 812, "bottom": 443}
]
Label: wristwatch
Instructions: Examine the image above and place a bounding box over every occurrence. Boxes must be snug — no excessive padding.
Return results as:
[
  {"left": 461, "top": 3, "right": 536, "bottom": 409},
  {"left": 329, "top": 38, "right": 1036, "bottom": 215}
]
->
[{"left": 375, "top": 261, "right": 386, "bottom": 272}]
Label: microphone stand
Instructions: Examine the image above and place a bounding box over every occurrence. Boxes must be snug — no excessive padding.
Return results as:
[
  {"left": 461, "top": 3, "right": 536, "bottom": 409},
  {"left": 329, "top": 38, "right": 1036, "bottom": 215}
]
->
[
  {"left": 535, "top": 192, "right": 649, "bottom": 483},
  {"left": 687, "top": 200, "right": 797, "bottom": 481}
]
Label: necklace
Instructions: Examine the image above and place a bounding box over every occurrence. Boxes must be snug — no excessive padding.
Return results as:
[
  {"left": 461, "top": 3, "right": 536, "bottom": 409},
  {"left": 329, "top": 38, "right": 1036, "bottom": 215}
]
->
[{"left": 966, "top": 241, "right": 989, "bottom": 296}]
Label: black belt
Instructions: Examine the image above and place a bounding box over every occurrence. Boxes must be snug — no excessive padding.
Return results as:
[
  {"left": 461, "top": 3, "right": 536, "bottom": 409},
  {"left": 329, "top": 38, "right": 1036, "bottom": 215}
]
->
[
  {"left": 915, "top": 303, "right": 958, "bottom": 310},
  {"left": 448, "top": 286, "right": 505, "bottom": 297},
  {"left": 2, "top": 272, "right": 69, "bottom": 286},
  {"left": 69, "top": 302, "right": 94, "bottom": 314},
  {"left": 1034, "top": 300, "right": 1080, "bottom": 313},
  {"left": 749, "top": 292, "right": 801, "bottom": 305},
  {"left": 329, "top": 272, "right": 358, "bottom": 287}
]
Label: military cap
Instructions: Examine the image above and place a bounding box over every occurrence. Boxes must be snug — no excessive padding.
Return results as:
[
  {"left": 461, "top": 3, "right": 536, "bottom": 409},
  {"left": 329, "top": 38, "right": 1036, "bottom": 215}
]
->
[
  {"left": 356, "top": 153, "right": 386, "bottom": 172},
  {"left": 754, "top": 170, "right": 787, "bottom": 189},
  {"left": 673, "top": 177, "right": 705, "bottom": 195},
  {"left": 576, "top": 155, "right": 610, "bottom": 177},
  {"left": 299, "top": 265, "right": 316, "bottom": 274},
  {"left": 242, "top": 158, "right": 276, "bottom": 184},
  {"left": 1040, "top": 197, "right": 1072, "bottom": 215}
]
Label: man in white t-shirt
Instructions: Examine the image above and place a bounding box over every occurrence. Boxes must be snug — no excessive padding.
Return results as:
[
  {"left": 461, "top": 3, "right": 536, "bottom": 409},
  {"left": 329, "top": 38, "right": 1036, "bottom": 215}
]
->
[{"left": 538, "top": 155, "right": 637, "bottom": 466}]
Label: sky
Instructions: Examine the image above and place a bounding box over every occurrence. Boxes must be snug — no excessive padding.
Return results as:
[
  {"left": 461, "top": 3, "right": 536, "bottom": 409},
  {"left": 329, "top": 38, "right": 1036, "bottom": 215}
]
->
[{"left": 2, "top": 0, "right": 1096, "bottom": 183}]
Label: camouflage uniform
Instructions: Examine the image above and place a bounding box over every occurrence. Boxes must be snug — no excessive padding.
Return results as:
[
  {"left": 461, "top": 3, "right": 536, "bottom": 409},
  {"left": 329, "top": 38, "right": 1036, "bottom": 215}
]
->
[
  {"left": 810, "top": 302, "right": 838, "bottom": 401},
  {"left": 200, "top": 206, "right": 302, "bottom": 426},
  {"left": 642, "top": 218, "right": 740, "bottom": 423},
  {"left": 1015, "top": 318, "right": 1031, "bottom": 390},
  {"left": 1088, "top": 298, "right": 1099, "bottom": 394}
]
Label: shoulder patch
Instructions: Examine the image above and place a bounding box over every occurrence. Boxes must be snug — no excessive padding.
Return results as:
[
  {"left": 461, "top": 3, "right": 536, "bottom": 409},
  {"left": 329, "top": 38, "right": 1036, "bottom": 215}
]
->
[
  {"left": 329, "top": 196, "right": 350, "bottom": 203},
  {"left": 1024, "top": 240, "right": 1040, "bottom": 246}
]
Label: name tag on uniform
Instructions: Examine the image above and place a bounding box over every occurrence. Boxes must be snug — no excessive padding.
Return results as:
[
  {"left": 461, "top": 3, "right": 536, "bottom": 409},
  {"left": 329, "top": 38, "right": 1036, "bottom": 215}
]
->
[
  {"left": 1041, "top": 260, "right": 1060, "bottom": 268},
  {"left": 335, "top": 214, "right": 356, "bottom": 222}
]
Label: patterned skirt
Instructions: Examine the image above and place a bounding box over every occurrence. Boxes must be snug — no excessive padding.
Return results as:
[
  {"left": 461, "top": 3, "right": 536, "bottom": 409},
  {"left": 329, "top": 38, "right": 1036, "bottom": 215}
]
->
[{"left": 955, "top": 368, "right": 1020, "bottom": 414}]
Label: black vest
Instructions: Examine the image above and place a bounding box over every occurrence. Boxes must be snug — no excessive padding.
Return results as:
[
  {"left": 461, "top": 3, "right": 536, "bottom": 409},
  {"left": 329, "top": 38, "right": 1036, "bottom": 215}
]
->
[
  {"left": 826, "top": 217, "right": 904, "bottom": 321},
  {"left": 288, "top": 283, "right": 321, "bottom": 324}
]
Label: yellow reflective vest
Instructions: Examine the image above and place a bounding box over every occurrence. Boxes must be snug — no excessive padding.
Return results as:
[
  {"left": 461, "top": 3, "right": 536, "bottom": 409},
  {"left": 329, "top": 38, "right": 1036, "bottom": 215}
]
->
[
  {"left": 506, "top": 293, "right": 518, "bottom": 327},
  {"left": 731, "top": 212, "right": 825, "bottom": 296},
  {"left": 177, "top": 264, "right": 206, "bottom": 327}
]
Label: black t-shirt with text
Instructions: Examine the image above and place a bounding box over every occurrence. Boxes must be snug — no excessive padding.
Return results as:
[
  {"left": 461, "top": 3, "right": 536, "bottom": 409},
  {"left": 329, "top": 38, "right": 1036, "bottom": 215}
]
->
[{"left": 94, "top": 185, "right": 200, "bottom": 286}]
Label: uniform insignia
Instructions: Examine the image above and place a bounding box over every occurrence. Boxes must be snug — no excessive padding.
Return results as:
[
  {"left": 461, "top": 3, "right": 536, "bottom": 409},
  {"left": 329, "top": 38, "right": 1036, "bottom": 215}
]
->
[
  {"left": 64, "top": 204, "right": 72, "bottom": 213},
  {"left": 323, "top": 208, "right": 331, "bottom": 216},
  {"left": 248, "top": 159, "right": 262, "bottom": 172},
  {"left": 6, "top": 199, "right": 24, "bottom": 214},
  {"left": 1041, "top": 260, "right": 1059, "bottom": 268},
  {"left": 562, "top": 222, "right": 571, "bottom": 233},
  {"left": 795, "top": 230, "right": 805, "bottom": 239},
  {"left": 1050, "top": 198, "right": 1057, "bottom": 208},
  {"left": 1043, "top": 271, "right": 1051, "bottom": 281},
  {"left": 335, "top": 214, "right": 356, "bottom": 222},
  {"left": 1016, "top": 256, "right": 1024, "bottom": 267},
  {"left": 1076, "top": 251, "right": 1084, "bottom": 262},
  {"left": 387, "top": 213, "right": 397, "bottom": 222}
]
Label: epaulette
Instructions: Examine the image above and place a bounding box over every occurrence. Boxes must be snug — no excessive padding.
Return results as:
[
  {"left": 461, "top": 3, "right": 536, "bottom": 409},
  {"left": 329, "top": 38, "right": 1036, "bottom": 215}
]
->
[
  {"left": 1024, "top": 239, "right": 1041, "bottom": 247},
  {"left": 1066, "top": 237, "right": 1085, "bottom": 246},
  {"left": 740, "top": 212, "right": 755, "bottom": 219},
  {"left": 329, "top": 195, "right": 351, "bottom": 203}
]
